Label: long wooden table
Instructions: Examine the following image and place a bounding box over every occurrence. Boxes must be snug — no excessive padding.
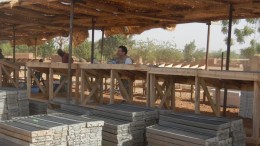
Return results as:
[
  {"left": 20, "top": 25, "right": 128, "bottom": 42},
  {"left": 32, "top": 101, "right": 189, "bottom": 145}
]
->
[
  {"left": 149, "top": 67, "right": 260, "bottom": 144},
  {"left": 80, "top": 64, "right": 149, "bottom": 105},
  {"left": 26, "top": 62, "right": 80, "bottom": 102}
]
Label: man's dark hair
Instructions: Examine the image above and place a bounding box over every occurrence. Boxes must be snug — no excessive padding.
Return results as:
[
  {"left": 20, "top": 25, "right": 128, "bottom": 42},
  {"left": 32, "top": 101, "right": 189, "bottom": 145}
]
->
[
  {"left": 57, "top": 49, "right": 64, "bottom": 56},
  {"left": 118, "top": 46, "right": 128, "bottom": 55}
]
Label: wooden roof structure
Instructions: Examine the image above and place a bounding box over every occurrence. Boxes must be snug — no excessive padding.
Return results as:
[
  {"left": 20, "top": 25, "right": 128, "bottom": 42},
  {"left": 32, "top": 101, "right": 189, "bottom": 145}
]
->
[{"left": 0, "top": 0, "right": 259, "bottom": 45}]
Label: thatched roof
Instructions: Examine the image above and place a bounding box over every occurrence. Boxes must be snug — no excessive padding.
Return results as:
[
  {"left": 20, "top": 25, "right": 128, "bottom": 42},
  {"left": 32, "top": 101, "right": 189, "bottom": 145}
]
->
[{"left": 0, "top": 0, "right": 259, "bottom": 46}]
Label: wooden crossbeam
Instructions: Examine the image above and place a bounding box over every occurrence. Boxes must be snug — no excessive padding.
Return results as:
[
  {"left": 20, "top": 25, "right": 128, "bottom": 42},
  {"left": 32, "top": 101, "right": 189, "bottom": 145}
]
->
[
  {"left": 114, "top": 70, "right": 132, "bottom": 102},
  {"left": 199, "top": 78, "right": 218, "bottom": 115},
  {"left": 53, "top": 77, "right": 67, "bottom": 98},
  {"left": 81, "top": 77, "right": 101, "bottom": 105},
  {"left": 31, "top": 73, "right": 45, "bottom": 94},
  {"left": 154, "top": 78, "right": 170, "bottom": 109},
  {"left": 159, "top": 79, "right": 173, "bottom": 109},
  {"left": 1, "top": 65, "right": 18, "bottom": 88}
]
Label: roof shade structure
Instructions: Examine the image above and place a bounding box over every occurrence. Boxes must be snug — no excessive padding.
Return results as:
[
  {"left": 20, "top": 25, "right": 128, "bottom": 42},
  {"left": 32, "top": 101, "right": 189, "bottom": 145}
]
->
[{"left": 0, "top": 0, "right": 259, "bottom": 46}]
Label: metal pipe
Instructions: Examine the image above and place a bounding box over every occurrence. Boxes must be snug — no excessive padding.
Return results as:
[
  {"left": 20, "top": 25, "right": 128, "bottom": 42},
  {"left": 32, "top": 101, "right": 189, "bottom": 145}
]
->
[
  {"left": 223, "top": 4, "right": 233, "bottom": 117},
  {"left": 101, "top": 28, "right": 105, "bottom": 63},
  {"left": 34, "top": 38, "right": 37, "bottom": 59},
  {"left": 12, "top": 26, "right": 16, "bottom": 63},
  {"left": 67, "top": 0, "right": 75, "bottom": 103},
  {"left": 91, "top": 17, "right": 96, "bottom": 64},
  {"left": 205, "top": 22, "right": 211, "bottom": 70}
]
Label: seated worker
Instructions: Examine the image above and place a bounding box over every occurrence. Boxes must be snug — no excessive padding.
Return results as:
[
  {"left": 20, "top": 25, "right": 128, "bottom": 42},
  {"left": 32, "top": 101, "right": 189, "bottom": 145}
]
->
[
  {"left": 0, "top": 48, "right": 4, "bottom": 59},
  {"left": 115, "top": 46, "right": 133, "bottom": 103},
  {"left": 57, "top": 49, "right": 74, "bottom": 93},
  {"left": 33, "top": 59, "right": 45, "bottom": 90}
]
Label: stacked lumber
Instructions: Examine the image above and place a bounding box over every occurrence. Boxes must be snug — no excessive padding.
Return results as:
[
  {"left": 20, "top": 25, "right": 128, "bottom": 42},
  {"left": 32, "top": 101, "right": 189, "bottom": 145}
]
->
[
  {"left": 239, "top": 91, "right": 253, "bottom": 119},
  {"left": 47, "top": 104, "right": 92, "bottom": 116},
  {"left": 29, "top": 100, "right": 48, "bottom": 115},
  {"left": 0, "top": 113, "right": 104, "bottom": 146},
  {"left": 91, "top": 104, "right": 158, "bottom": 146},
  {"left": 0, "top": 88, "right": 29, "bottom": 120},
  {"left": 146, "top": 112, "right": 245, "bottom": 146}
]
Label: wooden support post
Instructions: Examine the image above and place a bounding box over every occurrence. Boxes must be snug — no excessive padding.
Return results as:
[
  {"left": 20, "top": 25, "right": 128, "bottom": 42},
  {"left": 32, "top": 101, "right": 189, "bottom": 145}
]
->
[
  {"left": 195, "top": 76, "right": 200, "bottom": 114},
  {"left": 215, "top": 87, "right": 221, "bottom": 117},
  {"left": 171, "top": 79, "right": 175, "bottom": 111},
  {"left": 129, "top": 80, "right": 134, "bottom": 101},
  {"left": 159, "top": 79, "right": 172, "bottom": 109},
  {"left": 49, "top": 68, "right": 53, "bottom": 100},
  {"left": 75, "top": 68, "right": 80, "bottom": 103},
  {"left": 100, "top": 77, "right": 103, "bottom": 104},
  {"left": 146, "top": 72, "right": 150, "bottom": 107},
  {"left": 0, "top": 64, "right": 2, "bottom": 88},
  {"left": 155, "top": 78, "right": 170, "bottom": 109},
  {"left": 149, "top": 74, "right": 156, "bottom": 107},
  {"left": 253, "top": 81, "right": 260, "bottom": 139},
  {"left": 82, "top": 77, "right": 101, "bottom": 105},
  {"left": 27, "top": 68, "right": 32, "bottom": 99},
  {"left": 80, "top": 69, "right": 85, "bottom": 103},
  {"left": 110, "top": 70, "right": 115, "bottom": 104},
  {"left": 190, "top": 84, "right": 194, "bottom": 101},
  {"left": 45, "top": 73, "right": 49, "bottom": 99}
]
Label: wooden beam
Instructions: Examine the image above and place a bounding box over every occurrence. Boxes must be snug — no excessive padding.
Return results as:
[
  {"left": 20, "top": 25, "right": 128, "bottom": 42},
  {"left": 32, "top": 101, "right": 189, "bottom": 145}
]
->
[
  {"left": 26, "top": 68, "right": 32, "bottom": 99},
  {"left": 253, "top": 81, "right": 260, "bottom": 139},
  {"left": 1, "top": 65, "right": 18, "bottom": 88},
  {"left": 75, "top": 67, "right": 80, "bottom": 103},
  {"left": 199, "top": 78, "right": 218, "bottom": 115},
  {"left": 159, "top": 79, "right": 172, "bottom": 109},
  {"left": 110, "top": 69, "right": 115, "bottom": 104},
  {"left": 82, "top": 77, "right": 101, "bottom": 105},
  {"left": 195, "top": 76, "right": 200, "bottom": 114},
  {"left": 114, "top": 70, "right": 131, "bottom": 102},
  {"left": 149, "top": 74, "right": 156, "bottom": 107},
  {"left": 80, "top": 69, "right": 86, "bottom": 103},
  {"left": 171, "top": 79, "right": 176, "bottom": 111},
  {"left": 146, "top": 72, "right": 150, "bottom": 107},
  {"left": 31, "top": 73, "right": 45, "bottom": 94},
  {"left": 0, "top": 64, "right": 2, "bottom": 88},
  {"left": 53, "top": 77, "right": 67, "bottom": 98},
  {"left": 154, "top": 78, "right": 170, "bottom": 109},
  {"left": 215, "top": 87, "right": 221, "bottom": 117},
  {"left": 49, "top": 68, "right": 53, "bottom": 100}
]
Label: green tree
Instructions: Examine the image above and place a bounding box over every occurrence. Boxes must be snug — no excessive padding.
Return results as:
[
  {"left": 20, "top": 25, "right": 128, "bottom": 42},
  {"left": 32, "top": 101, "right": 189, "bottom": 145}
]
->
[
  {"left": 183, "top": 40, "right": 196, "bottom": 62},
  {"left": 0, "top": 42, "right": 12, "bottom": 56},
  {"left": 73, "top": 40, "right": 91, "bottom": 62},
  {"left": 38, "top": 40, "right": 57, "bottom": 59},
  {"left": 95, "top": 35, "right": 135, "bottom": 61},
  {"left": 193, "top": 49, "right": 205, "bottom": 61}
]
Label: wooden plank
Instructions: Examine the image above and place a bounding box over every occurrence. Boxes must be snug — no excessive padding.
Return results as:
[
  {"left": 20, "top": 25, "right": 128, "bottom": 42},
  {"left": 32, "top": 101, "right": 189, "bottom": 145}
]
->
[
  {"left": 45, "top": 72, "right": 49, "bottom": 99},
  {"left": 199, "top": 78, "right": 218, "bottom": 115},
  {"left": 99, "top": 77, "right": 104, "bottom": 104},
  {"left": 79, "top": 69, "right": 86, "bottom": 103},
  {"left": 0, "top": 64, "right": 2, "bottom": 88},
  {"left": 114, "top": 70, "right": 131, "bottom": 102},
  {"left": 149, "top": 74, "right": 156, "bottom": 107},
  {"left": 110, "top": 70, "right": 115, "bottom": 104},
  {"left": 253, "top": 81, "right": 260, "bottom": 139},
  {"left": 1, "top": 65, "right": 18, "bottom": 88},
  {"left": 215, "top": 87, "right": 221, "bottom": 117},
  {"left": 159, "top": 79, "right": 172, "bottom": 109},
  {"left": 49, "top": 68, "right": 54, "bottom": 100},
  {"left": 171, "top": 79, "right": 176, "bottom": 111},
  {"left": 82, "top": 77, "right": 101, "bottom": 104},
  {"left": 75, "top": 67, "right": 80, "bottom": 103},
  {"left": 154, "top": 78, "right": 169, "bottom": 109},
  {"left": 146, "top": 72, "right": 150, "bottom": 107},
  {"left": 53, "top": 77, "right": 67, "bottom": 98},
  {"left": 27, "top": 68, "right": 32, "bottom": 99},
  {"left": 31, "top": 73, "right": 45, "bottom": 93},
  {"left": 80, "top": 64, "right": 148, "bottom": 71},
  {"left": 194, "top": 76, "right": 200, "bottom": 114}
]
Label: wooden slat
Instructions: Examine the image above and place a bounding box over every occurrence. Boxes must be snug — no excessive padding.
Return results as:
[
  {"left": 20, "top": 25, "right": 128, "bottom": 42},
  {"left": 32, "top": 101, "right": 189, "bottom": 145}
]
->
[
  {"left": 253, "top": 81, "right": 260, "bottom": 139},
  {"left": 110, "top": 69, "right": 115, "bottom": 104},
  {"left": 194, "top": 76, "right": 200, "bottom": 114}
]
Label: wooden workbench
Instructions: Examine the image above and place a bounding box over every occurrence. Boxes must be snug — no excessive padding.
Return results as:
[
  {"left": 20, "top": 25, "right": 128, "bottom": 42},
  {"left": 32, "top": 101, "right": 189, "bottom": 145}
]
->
[
  {"left": 26, "top": 62, "right": 80, "bottom": 102},
  {"left": 149, "top": 67, "right": 260, "bottom": 144},
  {"left": 79, "top": 64, "right": 149, "bottom": 105}
]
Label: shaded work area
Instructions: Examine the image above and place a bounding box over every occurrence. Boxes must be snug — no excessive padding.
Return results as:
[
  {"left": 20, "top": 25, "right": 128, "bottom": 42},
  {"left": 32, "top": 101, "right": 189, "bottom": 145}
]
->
[{"left": 0, "top": 0, "right": 259, "bottom": 145}]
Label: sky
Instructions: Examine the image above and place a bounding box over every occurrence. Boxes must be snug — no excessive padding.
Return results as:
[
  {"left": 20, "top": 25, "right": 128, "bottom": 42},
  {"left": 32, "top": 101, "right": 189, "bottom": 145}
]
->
[{"left": 88, "top": 20, "right": 257, "bottom": 53}]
